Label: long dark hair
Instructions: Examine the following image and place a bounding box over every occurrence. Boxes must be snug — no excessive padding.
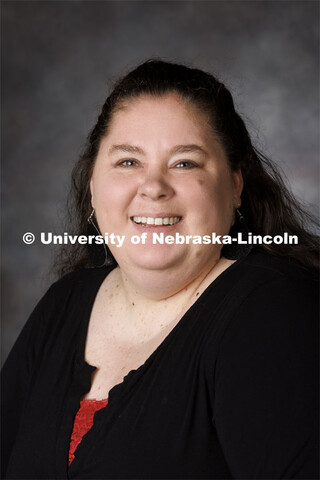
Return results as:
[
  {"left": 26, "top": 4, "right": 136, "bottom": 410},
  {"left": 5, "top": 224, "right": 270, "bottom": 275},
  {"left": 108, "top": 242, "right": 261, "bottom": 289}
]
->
[{"left": 55, "top": 59, "right": 319, "bottom": 276}]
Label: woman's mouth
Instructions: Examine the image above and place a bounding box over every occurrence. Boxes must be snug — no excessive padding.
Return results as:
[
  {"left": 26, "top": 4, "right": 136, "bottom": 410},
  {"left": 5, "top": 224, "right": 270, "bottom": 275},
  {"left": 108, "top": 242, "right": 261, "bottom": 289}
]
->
[{"left": 131, "top": 216, "right": 182, "bottom": 226}]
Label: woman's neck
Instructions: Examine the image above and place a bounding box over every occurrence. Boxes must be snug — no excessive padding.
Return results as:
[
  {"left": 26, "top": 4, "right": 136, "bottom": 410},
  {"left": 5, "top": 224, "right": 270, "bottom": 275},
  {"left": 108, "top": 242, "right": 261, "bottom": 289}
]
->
[{"left": 114, "top": 256, "right": 236, "bottom": 327}]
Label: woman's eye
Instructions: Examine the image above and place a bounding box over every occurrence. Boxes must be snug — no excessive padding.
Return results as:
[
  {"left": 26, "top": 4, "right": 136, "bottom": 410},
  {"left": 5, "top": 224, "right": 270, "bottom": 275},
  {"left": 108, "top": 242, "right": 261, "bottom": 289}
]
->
[
  {"left": 117, "top": 159, "right": 139, "bottom": 167},
  {"left": 174, "top": 161, "right": 198, "bottom": 169}
]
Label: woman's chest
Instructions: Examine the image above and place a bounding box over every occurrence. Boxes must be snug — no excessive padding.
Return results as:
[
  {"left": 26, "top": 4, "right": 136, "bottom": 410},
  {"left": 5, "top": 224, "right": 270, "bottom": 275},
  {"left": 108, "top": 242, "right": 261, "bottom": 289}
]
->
[
  {"left": 83, "top": 303, "right": 175, "bottom": 400},
  {"left": 8, "top": 302, "right": 229, "bottom": 479}
]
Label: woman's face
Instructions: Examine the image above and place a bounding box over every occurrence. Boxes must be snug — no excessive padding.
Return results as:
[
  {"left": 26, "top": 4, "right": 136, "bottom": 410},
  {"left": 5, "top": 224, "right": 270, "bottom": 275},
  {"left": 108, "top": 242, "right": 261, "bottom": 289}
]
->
[{"left": 90, "top": 93, "right": 243, "bottom": 280}]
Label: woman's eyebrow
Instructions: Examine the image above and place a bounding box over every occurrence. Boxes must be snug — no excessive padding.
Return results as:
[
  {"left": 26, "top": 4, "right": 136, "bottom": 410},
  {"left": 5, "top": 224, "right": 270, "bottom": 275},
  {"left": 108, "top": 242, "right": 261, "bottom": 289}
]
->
[
  {"left": 170, "top": 144, "right": 208, "bottom": 155},
  {"left": 108, "top": 144, "right": 208, "bottom": 156},
  {"left": 108, "top": 144, "right": 145, "bottom": 155}
]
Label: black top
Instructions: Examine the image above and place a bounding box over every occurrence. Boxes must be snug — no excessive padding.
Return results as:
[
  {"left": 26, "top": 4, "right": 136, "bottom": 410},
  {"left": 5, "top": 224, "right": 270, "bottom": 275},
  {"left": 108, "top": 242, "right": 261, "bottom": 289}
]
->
[{"left": 1, "top": 249, "right": 319, "bottom": 479}]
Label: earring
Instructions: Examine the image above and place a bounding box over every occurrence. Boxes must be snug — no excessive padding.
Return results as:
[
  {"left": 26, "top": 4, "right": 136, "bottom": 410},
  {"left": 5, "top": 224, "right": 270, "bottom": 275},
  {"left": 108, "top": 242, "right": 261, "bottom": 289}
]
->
[
  {"left": 236, "top": 208, "right": 244, "bottom": 221},
  {"left": 221, "top": 208, "right": 252, "bottom": 260},
  {"left": 88, "top": 209, "right": 95, "bottom": 224},
  {"left": 87, "top": 209, "right": 109, "bottom": 267}
]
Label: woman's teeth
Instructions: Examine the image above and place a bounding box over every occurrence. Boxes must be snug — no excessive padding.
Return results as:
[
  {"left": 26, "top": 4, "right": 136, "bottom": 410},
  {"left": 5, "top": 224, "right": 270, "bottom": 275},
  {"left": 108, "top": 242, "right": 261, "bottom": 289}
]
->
[{"left": 132, "top": 216, "right": 181, "bottom": 226}]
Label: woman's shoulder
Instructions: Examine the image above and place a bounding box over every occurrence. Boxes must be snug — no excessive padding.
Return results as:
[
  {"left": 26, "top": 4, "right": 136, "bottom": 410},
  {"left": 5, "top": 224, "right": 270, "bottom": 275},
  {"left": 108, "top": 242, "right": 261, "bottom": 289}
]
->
[
  {"left": 216, "top": 248, "right": 319, "bottom": 352},
  {"left": 202, "top": 248, "right": 319, "bottom": 362},
  {"left": 47, "top": 265, "right": 114, "bottom": 301},
  {"left": 17, "top": 266, "right": 114, "bottom": 336},
  {"left": 212, "top": 250, "right": 318, "bottom": 480},
  {"left": 2, "top": 266, "right": 115, "bottom": 370},
  {"left": 204, "top": 248, "right": 318, "bottom": 327},
  {"left": 234, "top": 247, "right": 318, "bottom": 297}
]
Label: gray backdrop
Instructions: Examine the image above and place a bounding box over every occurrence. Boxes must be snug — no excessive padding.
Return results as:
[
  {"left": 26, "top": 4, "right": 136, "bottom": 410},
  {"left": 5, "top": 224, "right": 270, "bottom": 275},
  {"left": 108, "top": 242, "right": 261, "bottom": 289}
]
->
[{"left": 2, "top": 0, "right": 319, "bottom": 364}]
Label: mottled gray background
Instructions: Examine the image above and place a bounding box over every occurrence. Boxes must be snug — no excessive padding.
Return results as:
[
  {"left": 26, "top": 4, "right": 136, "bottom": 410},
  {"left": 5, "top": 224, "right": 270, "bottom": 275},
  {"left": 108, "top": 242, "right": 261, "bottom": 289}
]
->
[{"left": 2, "top": 0, "right": 319, "bottom": 364}]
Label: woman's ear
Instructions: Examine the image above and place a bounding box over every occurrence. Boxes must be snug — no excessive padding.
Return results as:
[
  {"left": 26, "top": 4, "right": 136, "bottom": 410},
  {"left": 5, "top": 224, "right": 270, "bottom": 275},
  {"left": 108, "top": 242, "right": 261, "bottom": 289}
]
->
[
  {"left": 232, "top": 169, "right": 244, "bottom": 207},
  {"left": 90, "top": 178, "right": 95, "bottom": 209}
]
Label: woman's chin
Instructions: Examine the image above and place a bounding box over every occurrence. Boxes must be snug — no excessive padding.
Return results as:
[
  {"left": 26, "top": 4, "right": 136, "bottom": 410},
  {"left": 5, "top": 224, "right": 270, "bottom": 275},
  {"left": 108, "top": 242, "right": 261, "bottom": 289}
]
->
[{"left": 120, "top": 244, "right": 186, "bottom": 272}]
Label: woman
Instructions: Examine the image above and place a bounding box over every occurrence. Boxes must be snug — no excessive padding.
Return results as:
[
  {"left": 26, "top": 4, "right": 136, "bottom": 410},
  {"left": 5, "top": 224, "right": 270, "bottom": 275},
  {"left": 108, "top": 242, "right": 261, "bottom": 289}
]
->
[{"left": 1, "top": 60, "right": 318, "bottom": 479}]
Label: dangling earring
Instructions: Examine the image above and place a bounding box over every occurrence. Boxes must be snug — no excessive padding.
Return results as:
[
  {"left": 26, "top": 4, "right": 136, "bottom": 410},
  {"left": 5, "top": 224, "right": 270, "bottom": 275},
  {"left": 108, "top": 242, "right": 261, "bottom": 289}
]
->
[
  {"left": 87, "top": 209, "right": 108, "bottom": 267},
  {"left": 221, "top": 208, "right": 252, "bottom": 260},
  {"left": 88, "top": 208, "right": 95, "bottom": 225},
  {"left": 236, "top": 208, "right": 244, "bottom": 222}
]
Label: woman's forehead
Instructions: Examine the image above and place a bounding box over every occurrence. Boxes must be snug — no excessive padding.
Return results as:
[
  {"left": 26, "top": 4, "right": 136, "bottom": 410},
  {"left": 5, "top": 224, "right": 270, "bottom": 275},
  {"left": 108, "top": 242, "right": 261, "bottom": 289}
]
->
[
  {"left": 105, "top": 94, "right": 215, "bottom": 145},
  {"left": 112, "top": 92, "right": 210, "bottom": 121}
]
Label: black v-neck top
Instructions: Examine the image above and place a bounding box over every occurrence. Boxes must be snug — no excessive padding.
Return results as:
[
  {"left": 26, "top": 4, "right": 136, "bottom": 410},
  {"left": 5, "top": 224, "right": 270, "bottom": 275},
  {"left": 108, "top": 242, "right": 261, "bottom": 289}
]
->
[{"left": 1, "top": 249, "right": 319, "bottom": 479}]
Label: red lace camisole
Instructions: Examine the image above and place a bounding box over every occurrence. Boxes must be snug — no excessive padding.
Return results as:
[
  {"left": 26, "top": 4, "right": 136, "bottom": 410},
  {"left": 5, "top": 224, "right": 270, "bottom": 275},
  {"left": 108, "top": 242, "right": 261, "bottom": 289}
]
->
[{"left": 68, "top": 398, "right": 108, "bottom": 466}]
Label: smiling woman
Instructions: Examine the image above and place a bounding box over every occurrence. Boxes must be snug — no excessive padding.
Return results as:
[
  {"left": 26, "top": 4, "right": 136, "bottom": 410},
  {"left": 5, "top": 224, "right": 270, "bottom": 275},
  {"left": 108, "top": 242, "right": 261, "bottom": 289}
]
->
[
  {"left": 89, "top": 93, "right": 242, "bottom": 295},
  {"left": 1, "top": 60, "right": 319, "bottom": 479}
]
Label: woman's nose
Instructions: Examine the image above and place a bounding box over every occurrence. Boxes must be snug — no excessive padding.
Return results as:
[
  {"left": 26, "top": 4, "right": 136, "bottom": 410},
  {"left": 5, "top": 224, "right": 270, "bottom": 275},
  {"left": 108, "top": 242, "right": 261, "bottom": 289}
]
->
[{"left": 137, "top": 169, "right": 174, "bottom": 201}]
